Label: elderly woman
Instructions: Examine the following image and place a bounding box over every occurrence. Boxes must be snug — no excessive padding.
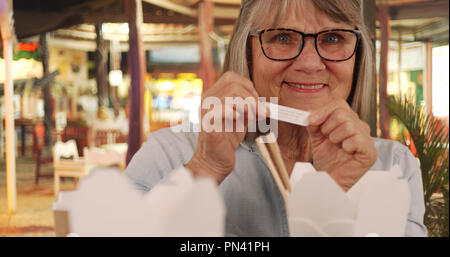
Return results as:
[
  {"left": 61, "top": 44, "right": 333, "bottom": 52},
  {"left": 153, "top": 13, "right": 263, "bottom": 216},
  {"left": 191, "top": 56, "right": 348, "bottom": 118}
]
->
[{"left": 126, "top": 0, "right": 426, "bottom": 236}]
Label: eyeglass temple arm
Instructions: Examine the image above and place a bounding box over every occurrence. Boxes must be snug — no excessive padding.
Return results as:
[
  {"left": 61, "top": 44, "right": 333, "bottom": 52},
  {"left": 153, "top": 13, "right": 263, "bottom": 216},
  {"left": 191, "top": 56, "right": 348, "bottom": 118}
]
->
[{"left": 249, "top": 29, "right": 263, "bottom": 37}]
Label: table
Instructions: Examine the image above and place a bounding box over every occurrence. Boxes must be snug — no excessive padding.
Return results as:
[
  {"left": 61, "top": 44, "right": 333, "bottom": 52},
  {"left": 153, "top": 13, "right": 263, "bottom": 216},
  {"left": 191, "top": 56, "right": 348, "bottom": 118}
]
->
[
  {"left": 100, "top": 143, "right": 128, "bottom": 153},
  {"left": 100, "top": 143, "right": 128, "bottom": 170}
]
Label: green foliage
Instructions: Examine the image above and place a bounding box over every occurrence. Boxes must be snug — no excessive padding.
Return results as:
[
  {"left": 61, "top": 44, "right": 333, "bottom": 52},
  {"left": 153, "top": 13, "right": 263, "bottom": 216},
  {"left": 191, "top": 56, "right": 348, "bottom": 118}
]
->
[
  {"left": 388, "top": 96, "right": 449, "bottom": 237},
  {"left": 13, "top": 50, "right": 41, "bottom": 61},
  {"left": 441, "top": 185, "right": 449, "bottom": 236}
]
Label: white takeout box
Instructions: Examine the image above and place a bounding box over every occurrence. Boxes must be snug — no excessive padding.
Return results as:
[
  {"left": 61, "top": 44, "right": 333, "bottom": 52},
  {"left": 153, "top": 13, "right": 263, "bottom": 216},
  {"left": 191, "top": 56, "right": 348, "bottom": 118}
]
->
[
  {"left": 53, "top": 164, "right": 410, "bottom": 237},
  {"left": 52, "top": 167, "right": 225, "bottom": 237},
  {"left": 287, "top": 163, "right": 411, "bottom": 237}
]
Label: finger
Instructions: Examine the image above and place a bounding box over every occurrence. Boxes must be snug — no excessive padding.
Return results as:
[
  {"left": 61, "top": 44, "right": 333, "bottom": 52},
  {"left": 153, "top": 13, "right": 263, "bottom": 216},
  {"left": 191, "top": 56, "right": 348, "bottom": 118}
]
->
[
  {"left": 256, "top": 101, "right": 270, "bottom": 120},
  {"left": 223, "top": 99, "right": 258, "bottom": 133},
  {"left": 228, "top": 100, "right": 248, "bottom": 133},
  {"left": 221, "top": 72, "right": 259, "bottom": 99},
  {"left": 341, "top": 134, "right": 371, "bottom": 155},
  {"left": 223, "top": 96, "right": 257, "bottom": 122},
  {"left": 360, "top": 121, "right": 371, "bottom": 136},
  {"left": 201, "top": 103, "right": 234, "bottom": 133},
  {"left": 224, "top": 101, "right": 239, "bottom": 120},
  {"left": 239, "top": 80, "right": 259, "bottom": 100},
  {"left": 306, "top": 125, "right": 324, "bottom": 143},
  {"left": 308, "top": 99, "right": 355, "bottom": 126},
  {"left": 328, "top": 121, "right": 359, "bottom": 144},
  {"left": 329, "top": 169, "right": 363, "bottom": 192},
  {"left": 307, "top": 104, "right": 348, "bottom": 140},
  {"left": 319, "top": 108, "right": 357, "bottom": 136},
  {"left": 243, "top": 97, "right": 258, "bottom": 123}
]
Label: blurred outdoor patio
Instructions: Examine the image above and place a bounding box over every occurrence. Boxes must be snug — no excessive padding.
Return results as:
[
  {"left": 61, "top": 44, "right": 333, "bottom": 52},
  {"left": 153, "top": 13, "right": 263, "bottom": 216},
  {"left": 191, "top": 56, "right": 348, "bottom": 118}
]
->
[
  {"left": 0, "top": 154, "right": 77, "bottom": 237},
  {"left": 0, "top": 0, "right": 448, "bottom": 237}
]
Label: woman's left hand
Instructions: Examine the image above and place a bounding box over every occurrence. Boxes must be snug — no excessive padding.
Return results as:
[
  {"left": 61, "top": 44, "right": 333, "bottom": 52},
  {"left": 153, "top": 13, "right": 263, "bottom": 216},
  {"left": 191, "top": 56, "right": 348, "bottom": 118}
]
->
[{"left": 307, "top": 99, "right": 378, "bottom": 191}]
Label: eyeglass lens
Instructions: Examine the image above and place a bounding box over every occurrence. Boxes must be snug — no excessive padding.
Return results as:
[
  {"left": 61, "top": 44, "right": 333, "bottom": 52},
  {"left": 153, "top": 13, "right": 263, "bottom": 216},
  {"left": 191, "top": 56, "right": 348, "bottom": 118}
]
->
[{"left": 260, "top": 29, "right": 358, "bottom": 61}]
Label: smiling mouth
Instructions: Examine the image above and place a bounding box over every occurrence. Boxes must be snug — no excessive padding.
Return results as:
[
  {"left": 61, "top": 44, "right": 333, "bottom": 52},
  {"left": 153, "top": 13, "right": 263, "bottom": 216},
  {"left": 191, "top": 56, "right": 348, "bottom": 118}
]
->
[{"left": 284, "top": 82, "right": 327, "bottom": 90}]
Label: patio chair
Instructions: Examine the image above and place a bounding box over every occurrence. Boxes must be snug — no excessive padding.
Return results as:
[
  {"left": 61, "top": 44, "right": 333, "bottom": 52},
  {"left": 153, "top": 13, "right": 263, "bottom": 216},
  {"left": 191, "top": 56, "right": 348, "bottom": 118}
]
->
[
  {"left": 62, "top": 126, "right": 89, "bottom": 157},
  {"left": 93, "top": 129, "right": 125, "bottom": 147},
  {"left": 34, "top": 124, "right": 53, "bottom": 184},
  {"left": 53, "top": 139, "right": 86, "bottom": 196}
]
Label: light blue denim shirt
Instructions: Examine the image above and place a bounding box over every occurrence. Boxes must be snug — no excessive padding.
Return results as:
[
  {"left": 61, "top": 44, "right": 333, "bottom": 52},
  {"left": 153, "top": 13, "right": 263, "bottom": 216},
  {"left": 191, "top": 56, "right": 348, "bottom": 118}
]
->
[{"left": 125, "top": 125, "right": 427, "bottom": 237}]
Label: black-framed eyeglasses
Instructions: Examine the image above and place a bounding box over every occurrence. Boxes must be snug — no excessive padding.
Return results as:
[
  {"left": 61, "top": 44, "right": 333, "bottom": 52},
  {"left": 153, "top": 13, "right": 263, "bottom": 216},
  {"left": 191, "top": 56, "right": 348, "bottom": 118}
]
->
[{"left": 249, "top": 28, "right": 361, "bottom": 62}]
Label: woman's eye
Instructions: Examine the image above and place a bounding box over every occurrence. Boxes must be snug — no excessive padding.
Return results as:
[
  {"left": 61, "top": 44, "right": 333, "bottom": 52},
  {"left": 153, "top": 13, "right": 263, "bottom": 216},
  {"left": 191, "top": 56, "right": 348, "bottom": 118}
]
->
[
  {"left": 273, "top": 33, "right": 290, "bottom": 44},
  {"left": 323, "top": 33, "right": 341, "bottom": 44}
]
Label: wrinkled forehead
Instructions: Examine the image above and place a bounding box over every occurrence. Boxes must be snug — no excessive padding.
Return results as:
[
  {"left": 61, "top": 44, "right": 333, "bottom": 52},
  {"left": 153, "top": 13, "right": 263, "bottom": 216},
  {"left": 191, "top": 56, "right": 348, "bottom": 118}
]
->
[{"left": 251, "top": 0, "right": 353, "bottom": 30}]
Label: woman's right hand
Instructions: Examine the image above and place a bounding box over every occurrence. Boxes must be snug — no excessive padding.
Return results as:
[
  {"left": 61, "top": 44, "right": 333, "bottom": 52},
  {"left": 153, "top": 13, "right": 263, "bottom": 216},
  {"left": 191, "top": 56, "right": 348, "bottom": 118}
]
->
[{"left": 185, "top": 71, "right": 266, "bottom": 184}]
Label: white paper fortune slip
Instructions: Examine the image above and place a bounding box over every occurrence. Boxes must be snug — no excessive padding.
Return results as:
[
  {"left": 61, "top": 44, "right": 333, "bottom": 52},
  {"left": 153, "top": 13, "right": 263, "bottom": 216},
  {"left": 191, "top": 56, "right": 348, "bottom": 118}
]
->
[{"left": 265, "top": 102, "right": 310, "bottom": 127}]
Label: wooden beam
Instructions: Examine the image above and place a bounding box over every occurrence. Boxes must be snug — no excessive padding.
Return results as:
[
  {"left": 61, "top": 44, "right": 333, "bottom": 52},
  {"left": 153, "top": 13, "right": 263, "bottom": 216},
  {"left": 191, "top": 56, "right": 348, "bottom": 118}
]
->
[
  {"left": 110, "top": 40, "right": 121, "bottom": 117},
  {"left": 378, "top": 5, "right": 391, "bottom": 139},
  {"left": 3, "top": 39, "right": 16, "bottom": 213},
  {"left": 0, "top": 0, "right": 12, "bottom": 39},
  {"left": 390, "top": 0, "right": 449, "bottom": 20},
  {"left": 49, "top": 35, "right": 200, "bottom": 52},
  {"left": 54, "top": 27, "right": 200, "bottom": 43},
  {"left": 143, "top": 0, "right": 197, "bottom": 17},
  {"left": 213, "top": 6, "right": 239, "bottom": 19},
  {"left": 1, "top": 0, "right": 16, "bottom": 214},
  {"left": 95, "top": 23, "right": 108, "bottom": 107},
  {"left": 397, "top": 30, "right": 402, "bottom": 94},
  {"left": 379, "top": 0, "right": 433, "bottom": 6},
  {"left": 39, "top": 33, "right": 55, "bottom": 150},
  {"left": 49, "top": 37, "right": 97, "bottom": 51},
  {"left": 425, "top": 41, "right": 432, "bottom": 116},
  {"left": 198, "top": 0, "right": 215, "bottom": 91},
  {"left": 414, "top": 19, "right": 449, "bottom": 42},
  {"left": 143, "top": 0, "right": 239, "bottom": 20},
  {"left": 126, "top": 0, "right": 146, "bottom": 165},
  {"left": 33, "top": 70, "right": 60, "bottom": 88},
  {"left": 360, "top": 0, "right": 378, "bottom": 137}
]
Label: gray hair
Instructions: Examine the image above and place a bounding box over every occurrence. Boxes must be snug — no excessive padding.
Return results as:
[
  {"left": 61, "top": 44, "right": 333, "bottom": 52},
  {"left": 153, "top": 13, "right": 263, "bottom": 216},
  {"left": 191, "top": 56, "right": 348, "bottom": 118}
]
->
[{"left": 223, "top": 0, "right": 374, "bottom": 123}]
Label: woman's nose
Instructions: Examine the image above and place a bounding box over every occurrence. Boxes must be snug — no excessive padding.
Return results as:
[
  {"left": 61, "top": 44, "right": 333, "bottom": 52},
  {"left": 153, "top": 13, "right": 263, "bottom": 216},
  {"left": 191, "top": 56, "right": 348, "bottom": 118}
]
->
[{"left": 291, "top": 38, "right": 326, "bottom": 73}]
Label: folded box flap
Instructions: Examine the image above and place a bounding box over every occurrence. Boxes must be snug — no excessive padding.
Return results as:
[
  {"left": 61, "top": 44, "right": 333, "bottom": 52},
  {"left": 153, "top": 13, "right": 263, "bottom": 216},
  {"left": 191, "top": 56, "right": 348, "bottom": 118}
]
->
[
  {"left": 353, "top": 166, "right": 410, "bottom": 237},
  {"left": 288, "top": 172, "right": 354, "bottom": 231},
  {"left": 53, "top": 166, "right": 225, "bottom": 236}
]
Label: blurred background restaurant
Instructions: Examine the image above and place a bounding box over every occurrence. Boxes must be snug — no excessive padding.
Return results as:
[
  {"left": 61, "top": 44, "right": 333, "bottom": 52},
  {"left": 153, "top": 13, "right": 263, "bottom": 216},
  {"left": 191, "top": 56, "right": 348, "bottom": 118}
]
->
[{"left": 0, "top": 0, "right": 448, "bottom": 236}]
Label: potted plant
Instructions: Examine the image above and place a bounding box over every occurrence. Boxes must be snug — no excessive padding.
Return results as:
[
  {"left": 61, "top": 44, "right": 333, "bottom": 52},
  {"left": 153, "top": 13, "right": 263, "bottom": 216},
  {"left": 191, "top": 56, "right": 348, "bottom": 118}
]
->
[{"left": 388, "top": 96, "right": 449, "bottom": 237}]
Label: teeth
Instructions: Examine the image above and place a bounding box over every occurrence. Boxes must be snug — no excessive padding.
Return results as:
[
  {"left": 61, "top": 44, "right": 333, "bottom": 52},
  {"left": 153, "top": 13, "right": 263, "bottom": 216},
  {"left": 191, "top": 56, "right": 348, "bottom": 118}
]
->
[{"left": 286, "top": 83, "right": 325, "bottom": 89}]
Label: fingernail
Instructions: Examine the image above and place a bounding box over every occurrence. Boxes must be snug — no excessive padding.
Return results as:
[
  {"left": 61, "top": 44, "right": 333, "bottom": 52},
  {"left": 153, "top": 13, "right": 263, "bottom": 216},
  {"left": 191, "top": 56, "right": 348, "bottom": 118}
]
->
[{"left": 308, "top": 112, "right": 318, "bottom": 123}]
